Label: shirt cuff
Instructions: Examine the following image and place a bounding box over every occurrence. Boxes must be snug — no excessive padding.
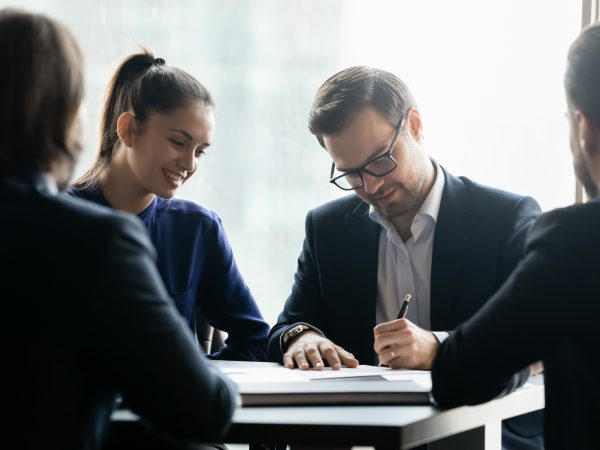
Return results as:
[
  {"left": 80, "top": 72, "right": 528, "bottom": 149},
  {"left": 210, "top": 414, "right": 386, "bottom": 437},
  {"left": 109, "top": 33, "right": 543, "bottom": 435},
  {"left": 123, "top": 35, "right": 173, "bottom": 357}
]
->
[{"left": 432, "top": 331, "right": 449, "bottom": 343}]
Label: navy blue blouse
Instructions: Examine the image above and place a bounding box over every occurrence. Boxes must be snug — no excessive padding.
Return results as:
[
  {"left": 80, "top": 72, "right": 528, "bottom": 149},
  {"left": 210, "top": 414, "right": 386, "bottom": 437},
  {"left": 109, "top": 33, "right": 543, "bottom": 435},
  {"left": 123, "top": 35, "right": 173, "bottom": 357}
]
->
[{"left": 69, "top": 187, "right": 268, "bottom": 361}]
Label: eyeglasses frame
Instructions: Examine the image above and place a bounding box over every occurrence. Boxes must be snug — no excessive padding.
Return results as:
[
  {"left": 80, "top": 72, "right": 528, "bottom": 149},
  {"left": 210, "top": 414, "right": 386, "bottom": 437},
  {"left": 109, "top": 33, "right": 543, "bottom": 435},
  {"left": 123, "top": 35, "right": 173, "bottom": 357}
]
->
[{"left": 328, "top": 114, "right": 407, "bottom": 191}]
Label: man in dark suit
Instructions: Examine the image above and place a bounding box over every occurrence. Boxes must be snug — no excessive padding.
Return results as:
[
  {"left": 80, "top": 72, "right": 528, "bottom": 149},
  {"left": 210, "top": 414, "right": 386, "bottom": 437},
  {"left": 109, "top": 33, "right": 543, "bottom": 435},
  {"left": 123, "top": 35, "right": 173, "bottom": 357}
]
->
[
  {"left": 267, "top": 66, "right": 542, "bottom": 449},
  {"left": 0, "top": 9, "right": 237, "bottom": 450},
  {"left": 432, "top": 23, "right": 600, "bottom": 450}
]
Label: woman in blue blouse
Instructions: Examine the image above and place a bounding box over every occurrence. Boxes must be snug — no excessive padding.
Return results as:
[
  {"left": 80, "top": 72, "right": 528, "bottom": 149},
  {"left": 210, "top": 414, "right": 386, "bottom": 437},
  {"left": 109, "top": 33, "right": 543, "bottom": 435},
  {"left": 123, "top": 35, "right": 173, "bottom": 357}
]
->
[{"left": 70, "top": 51, "right": 269, "bottom": 361}]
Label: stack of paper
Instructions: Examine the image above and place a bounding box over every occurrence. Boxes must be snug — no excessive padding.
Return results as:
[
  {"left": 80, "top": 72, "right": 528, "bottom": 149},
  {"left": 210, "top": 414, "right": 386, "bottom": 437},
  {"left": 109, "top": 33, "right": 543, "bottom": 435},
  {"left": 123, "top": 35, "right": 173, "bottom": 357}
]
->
[{"left": 214, "top": 362, "right": 432, "bottom": 406}]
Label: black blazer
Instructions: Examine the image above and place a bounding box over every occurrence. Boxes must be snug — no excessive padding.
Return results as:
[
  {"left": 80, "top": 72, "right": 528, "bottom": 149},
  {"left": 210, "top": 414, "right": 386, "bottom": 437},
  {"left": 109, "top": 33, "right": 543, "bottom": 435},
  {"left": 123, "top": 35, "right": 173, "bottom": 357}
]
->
[
  {"left": 433, "top": 199, "right": 600, "bottom": 450},
  {"left": 268, "top": 167, "right": 544, "bottom": 450},
  {"left": 268, "top": 167, "right": 541, "bottom": 364},
  {"left": 0, "top": 175, "right": 237, "bottom": 450}
]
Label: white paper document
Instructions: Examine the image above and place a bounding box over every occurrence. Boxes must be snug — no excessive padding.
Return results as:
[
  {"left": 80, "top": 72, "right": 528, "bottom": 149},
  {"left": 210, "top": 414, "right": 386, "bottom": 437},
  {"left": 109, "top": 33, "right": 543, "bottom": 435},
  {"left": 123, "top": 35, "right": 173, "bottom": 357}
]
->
[
  {"left": 214, "top": 362, "right": 433, "bottom": 405},
  {"left": 218, "top": 363, "right": 431, "bottom": 388}
]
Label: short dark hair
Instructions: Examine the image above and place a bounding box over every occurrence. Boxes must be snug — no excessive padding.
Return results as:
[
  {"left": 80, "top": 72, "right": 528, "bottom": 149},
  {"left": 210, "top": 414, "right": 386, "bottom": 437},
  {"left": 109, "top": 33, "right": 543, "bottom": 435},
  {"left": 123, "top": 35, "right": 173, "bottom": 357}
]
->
[
  {"left": 0, "top": 8, "right": 84, "bottom": 173},
  {"left": 308, "top": 66, "right": 417, "bottom": 148},
  {"left": 566, "top": 23, "right": 600, "bottom": 128},
  {"left": 74, "top": 50, "right": 214, "bottom": 189}
]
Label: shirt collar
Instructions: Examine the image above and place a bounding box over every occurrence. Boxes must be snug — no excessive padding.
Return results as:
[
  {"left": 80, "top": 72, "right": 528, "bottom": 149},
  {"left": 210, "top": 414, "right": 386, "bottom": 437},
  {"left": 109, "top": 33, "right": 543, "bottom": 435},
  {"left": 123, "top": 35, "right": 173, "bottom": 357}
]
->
[
  {"left": 0, "top": 171, "right": 58, "bottom": 195},
  {"left": 41, "top": 173, "right": 59, "bottom": 194},
  {"left": 137, "top": 196, "right": 158, "bottom": 225},
  {"left": 417, "top": 159, "right": 444, "bottom": 224},
  {"left": 369, "top": 159, "right": 445, "bottom": 242}
]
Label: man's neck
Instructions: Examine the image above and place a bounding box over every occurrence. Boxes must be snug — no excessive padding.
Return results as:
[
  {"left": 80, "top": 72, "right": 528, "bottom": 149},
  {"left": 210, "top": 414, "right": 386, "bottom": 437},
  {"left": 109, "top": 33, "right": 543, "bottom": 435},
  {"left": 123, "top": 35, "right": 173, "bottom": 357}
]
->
[
  {"left": 389, "top": 214, "right": 415, "bottom": 242},
  {"left": 389, "top": 162, "right": 437, "bottom": 242}
]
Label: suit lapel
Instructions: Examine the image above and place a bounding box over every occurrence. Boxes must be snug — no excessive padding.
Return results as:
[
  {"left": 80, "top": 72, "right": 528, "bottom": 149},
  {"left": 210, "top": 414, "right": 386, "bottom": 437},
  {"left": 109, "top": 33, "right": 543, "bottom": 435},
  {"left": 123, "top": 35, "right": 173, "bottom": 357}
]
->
[
  {"left": 430, "top": 168, "right": 478, "bottom": 330},
  {"left": 344, "top": 200, "right": 379, "bottom": 360}
]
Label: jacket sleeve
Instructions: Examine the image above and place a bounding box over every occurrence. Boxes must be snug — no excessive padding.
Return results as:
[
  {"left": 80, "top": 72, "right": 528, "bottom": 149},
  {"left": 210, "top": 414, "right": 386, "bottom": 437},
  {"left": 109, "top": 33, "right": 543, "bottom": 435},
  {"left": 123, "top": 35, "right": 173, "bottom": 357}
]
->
[
  {"left": 87, "top": 214, "right": 238, "bottom": 443},
  {"left": 268, "top": 209, "right": 326, "bottom": 362},
  {"left": 197, "top": 213, "right": 269, "bottom": 362},
  {"left": 493, "top": 196, "right": 543, "bottom": 388},
  {"left": 432, "top": 208, "right": 590, "bottom": 407},
  {"left": 430, "top": 195, "right": 541, "bottom": 386},
  {"left": 496, "top": 195, "right": 541, "bottom": 285}
]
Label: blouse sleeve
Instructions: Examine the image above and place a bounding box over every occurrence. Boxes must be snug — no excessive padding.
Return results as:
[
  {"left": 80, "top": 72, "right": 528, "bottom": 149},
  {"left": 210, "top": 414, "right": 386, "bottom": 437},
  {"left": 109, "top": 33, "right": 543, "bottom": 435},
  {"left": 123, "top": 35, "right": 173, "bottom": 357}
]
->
[{"left": 196, "top": 212, "right": 269, "bottom": 361}]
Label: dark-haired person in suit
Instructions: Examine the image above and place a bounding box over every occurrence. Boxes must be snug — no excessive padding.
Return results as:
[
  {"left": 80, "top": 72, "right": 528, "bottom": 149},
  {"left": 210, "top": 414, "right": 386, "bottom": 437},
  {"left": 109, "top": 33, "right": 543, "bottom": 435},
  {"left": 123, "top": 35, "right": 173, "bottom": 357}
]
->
[
  {"left": 432, "top": 22, "right": 600, "bottom": 450},
  {"left": 267, "top": 66, "right": 543, "bottom": 449},
  {"left": 0, "top": 8, "right": 237, "bottom": 450}
]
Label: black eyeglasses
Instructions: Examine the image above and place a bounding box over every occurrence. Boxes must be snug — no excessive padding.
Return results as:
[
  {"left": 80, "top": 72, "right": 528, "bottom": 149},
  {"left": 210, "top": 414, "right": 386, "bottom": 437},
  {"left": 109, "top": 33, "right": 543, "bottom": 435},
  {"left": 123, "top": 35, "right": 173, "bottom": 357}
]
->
[{"left": 329, "top": 115, "right": 406, "bottom": 191}]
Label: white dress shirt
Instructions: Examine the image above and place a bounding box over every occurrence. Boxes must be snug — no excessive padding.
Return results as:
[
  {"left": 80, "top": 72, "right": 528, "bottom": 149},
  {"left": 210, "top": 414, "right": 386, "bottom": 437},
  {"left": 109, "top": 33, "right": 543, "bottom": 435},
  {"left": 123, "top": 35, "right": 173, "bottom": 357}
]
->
[{"left": 370, "top": 160, "right": 447, "bottom": 342}]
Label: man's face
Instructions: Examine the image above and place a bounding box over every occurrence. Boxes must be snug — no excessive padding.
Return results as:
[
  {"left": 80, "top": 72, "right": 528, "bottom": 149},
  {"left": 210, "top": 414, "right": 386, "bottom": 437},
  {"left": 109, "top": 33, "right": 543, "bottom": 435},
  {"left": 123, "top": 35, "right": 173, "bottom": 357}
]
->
[
  {"left": 567, "top": 101, "right": 598, "bottom": 199},
  {"left": 323, "top": 106, "right": 431, "bottom": 219}
]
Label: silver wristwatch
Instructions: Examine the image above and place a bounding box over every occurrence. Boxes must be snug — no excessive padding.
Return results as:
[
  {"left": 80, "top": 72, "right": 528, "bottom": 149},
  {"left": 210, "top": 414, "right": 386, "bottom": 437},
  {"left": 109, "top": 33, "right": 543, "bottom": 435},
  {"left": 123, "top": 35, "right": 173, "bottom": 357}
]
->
[
  {"left": 279, "top": 322, "right": 324, "bottom": 353},
  {"left": 282, "top": 324, "right": 310, "bottom": 346}
]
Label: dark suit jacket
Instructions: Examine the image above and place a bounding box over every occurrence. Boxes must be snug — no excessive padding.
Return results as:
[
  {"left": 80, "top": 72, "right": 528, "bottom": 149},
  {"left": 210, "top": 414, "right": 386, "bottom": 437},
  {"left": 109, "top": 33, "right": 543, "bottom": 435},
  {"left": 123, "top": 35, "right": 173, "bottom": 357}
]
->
[
  {"left": 432, "top": 199, "right": 600, "bottom": 450},
  {"left": 268, "top": 167, "right": 543, "bottom": 450},
  {"left": 268, "top": 168, "right": 540, "bottom": 362},
  {"left": 0, "top": 174, "right": 237, "bottom": 450}
]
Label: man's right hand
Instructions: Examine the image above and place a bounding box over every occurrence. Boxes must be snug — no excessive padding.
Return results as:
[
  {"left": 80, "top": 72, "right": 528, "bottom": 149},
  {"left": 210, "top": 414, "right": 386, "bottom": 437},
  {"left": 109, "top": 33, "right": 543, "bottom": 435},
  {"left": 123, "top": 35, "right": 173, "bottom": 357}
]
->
[{"left": 282, "top": 331, "right": 359, "bottom": 371}]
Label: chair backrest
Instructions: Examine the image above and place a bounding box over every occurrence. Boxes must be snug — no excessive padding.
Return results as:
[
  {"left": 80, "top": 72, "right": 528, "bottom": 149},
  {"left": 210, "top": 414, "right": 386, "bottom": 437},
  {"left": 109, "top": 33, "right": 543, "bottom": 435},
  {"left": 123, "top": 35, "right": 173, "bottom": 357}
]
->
[{"left": 195, "top": 308, "right": 225, "bottom": 354}]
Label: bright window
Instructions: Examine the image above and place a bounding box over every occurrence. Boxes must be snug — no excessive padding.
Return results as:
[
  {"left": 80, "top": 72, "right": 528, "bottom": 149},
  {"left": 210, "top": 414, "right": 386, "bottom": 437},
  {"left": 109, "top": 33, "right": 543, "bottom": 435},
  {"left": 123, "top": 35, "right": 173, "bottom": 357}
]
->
[{"left": 8, "top": 0, "right": 581, "bottom": 324}]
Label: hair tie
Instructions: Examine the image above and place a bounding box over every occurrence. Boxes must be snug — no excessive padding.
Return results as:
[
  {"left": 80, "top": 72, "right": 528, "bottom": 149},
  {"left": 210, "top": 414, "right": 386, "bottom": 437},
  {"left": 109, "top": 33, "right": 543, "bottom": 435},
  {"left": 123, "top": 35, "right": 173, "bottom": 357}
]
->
[{"left": 153, "top": 57, "right": 165, "bottom": 66}]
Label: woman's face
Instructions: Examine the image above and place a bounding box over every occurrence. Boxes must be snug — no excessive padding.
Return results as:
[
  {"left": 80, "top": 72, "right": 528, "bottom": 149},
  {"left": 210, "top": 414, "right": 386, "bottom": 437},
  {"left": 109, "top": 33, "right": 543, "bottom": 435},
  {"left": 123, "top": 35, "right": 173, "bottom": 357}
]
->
[{"left": 126, "top": 100, "right": 215, "bottom": 198}]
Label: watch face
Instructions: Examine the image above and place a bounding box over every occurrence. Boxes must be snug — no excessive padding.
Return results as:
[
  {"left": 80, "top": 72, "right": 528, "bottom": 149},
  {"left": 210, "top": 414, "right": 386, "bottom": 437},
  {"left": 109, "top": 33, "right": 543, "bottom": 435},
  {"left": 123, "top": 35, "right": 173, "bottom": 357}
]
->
[
  {"left": 285, "top": 325, "right": 306, "bottom": 343},
  {"left": 287, "top": 328, "right": 298, "bottom": 339}
]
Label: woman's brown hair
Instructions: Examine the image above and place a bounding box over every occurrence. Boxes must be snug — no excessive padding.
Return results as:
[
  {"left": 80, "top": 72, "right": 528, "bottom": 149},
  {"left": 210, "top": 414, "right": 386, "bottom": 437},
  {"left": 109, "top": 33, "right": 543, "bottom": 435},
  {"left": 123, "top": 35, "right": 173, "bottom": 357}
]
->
[{"left": 73, "top": 50, "right": 214, "bottom": 190}]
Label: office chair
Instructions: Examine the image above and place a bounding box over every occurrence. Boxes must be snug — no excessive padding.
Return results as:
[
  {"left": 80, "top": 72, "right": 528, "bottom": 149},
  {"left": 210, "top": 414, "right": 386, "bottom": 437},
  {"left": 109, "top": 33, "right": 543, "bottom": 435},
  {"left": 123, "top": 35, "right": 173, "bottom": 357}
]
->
[{"left": 195, "top": 307, "right": 225, "bottom": 355}]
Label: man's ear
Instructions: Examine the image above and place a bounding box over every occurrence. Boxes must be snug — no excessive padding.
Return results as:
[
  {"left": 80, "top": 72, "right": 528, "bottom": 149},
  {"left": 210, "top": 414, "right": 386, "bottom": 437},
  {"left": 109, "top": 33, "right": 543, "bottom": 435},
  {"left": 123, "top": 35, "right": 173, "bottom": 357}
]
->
[
  {"left": 406, "top": 108, "right": 423, "bottom": 142},
  {"left": 116, "top": 112, "right": 136, "bottom": 148},
  {"left": 574, "top": 110, "right": 599, "bottom": 157}
]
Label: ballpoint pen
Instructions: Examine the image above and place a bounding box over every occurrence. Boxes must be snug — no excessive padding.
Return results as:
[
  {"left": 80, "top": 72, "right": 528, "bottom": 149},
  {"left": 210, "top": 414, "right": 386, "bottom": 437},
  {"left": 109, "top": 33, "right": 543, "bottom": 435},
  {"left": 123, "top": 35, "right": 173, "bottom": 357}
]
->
[
  {"left": 378, "top": 294, "right": 413, "bottom": 367},
  {"left": 397, "top": 294, "right": 412, "bottom": 319}
]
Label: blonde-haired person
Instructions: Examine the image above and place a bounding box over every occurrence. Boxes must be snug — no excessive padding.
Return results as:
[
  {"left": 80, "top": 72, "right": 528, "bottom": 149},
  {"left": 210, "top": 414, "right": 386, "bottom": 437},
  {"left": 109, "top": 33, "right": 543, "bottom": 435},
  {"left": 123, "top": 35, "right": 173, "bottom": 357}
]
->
[
  {"left": 70, "top": 52, "right": 268, "bottom": 361},
  {"left": 0, "top": 8, "right": 237, "bottom": 450}
]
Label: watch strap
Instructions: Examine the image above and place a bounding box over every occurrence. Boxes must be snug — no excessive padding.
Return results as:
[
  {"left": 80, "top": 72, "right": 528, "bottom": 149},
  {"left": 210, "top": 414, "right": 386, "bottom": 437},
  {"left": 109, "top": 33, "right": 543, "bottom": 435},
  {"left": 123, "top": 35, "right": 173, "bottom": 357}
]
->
[{"left": 279, "top": 322, "right": 324, "bottom": 354}]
